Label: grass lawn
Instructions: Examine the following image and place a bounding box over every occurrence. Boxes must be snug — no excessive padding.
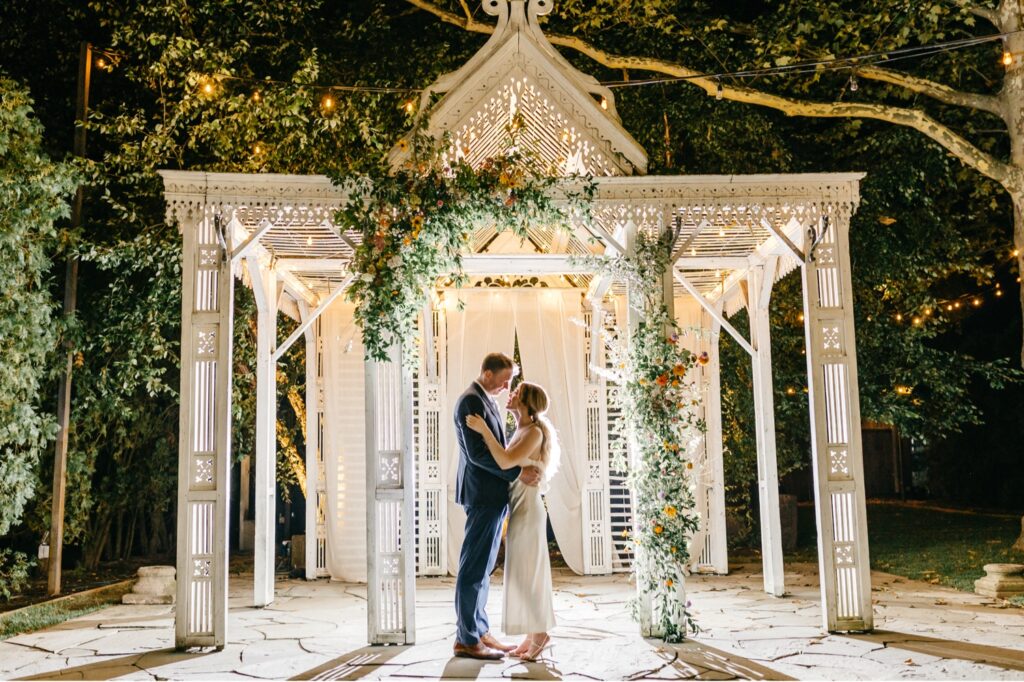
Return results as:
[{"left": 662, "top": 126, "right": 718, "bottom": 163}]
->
[{"left": 793, "top": 501, "right": 1024, "bottom": 593}]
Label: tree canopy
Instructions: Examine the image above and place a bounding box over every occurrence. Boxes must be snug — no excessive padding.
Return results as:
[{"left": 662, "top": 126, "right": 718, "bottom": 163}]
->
[{"left": 0, "top": 0, "right": 1020, "bottom": 577}]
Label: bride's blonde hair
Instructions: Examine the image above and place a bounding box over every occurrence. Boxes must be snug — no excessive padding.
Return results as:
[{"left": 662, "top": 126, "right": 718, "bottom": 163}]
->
[{"left": 517, "top": 381, "right": 561, "bottom": 480}]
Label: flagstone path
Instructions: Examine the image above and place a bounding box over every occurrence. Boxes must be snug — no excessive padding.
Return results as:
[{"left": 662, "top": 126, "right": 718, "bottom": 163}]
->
[{"left": 1, "top": 562, "right": 1022, "bottom": 680}]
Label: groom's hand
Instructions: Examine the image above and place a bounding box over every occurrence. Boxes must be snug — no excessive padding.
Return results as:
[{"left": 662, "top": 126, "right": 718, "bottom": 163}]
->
[{"left": 518, "top": 466, "right": 542, "bottom": 487}]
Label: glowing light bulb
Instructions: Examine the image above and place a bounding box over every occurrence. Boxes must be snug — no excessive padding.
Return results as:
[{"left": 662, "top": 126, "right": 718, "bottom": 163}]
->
[
  {"left": 404, "top": 100, "right": 415, "bottom": 114},
  {"left": 689, "top": 248, "right": 696, "bottom": 256},
  {"left": 896, "top": 313, "right": 903, "bottom": 322},
  {"left": 913, "top": 317, "right": 922, "bottom": 325},
  {"left": 306, "top": 236, "right": 313, "bottom": 246},
  {"left": 996, "top": 290, "right": 1004, "bottom": 297},
  {"left": 322, "top": 94, "right": 334, "bottom": 110},
  {"left": 252, "top": 90, "right": 261, "bottom": 102},
  {"left": 973, "top": 298, "right": 982, "bottom": 307},
  {"left": 1013, "top": 249, "right": 1020, "bottom": 257},
  {"left": 96, "top": 57, "right": 107, "bottom": 69},
  {"left": 715, "top": 81, "right": 723, "bottom": 100},
  {"left": 202, "top": 81, "right": 214, "bottom": 95},
  {"left": 1003, "top": 51, "right": 1014, "bottom": 67},
  {"left": 253, "top": 143, "right": 262, "bottom": 155},
  {"left": 600, "top": 97, "right": 608, "bottom": 110}
]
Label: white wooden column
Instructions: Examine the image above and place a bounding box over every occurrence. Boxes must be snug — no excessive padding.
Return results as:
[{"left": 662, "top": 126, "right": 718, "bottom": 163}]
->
[
  {"left": 174, "top": 208, "right": 234, "bottom": 650},
  {"left": 365, "top": 344, "right": 416, "bottom": 644},
  {"left": 747, "top": 260, "right": 785, "bottom": 597},
  {"left": 303, "top": 308, "right": 322, "bottom": 580},
  {"left": 699, "top": 305, "right": 728, "bottom": 574},
  {"left": 251, "top": 259, "right": 278, "bottom": 607},
  {"left": 801, "top": 214, "right": 873, "bottom": 632},
  {"left": 582, "top": 303, "right": 612, "bottom": 575},
  {"left": 621, "top": 221, "right": 654, "bottom": 635},
  {"left": 418, "top": 304, "right": 446, "bottom": 576}
]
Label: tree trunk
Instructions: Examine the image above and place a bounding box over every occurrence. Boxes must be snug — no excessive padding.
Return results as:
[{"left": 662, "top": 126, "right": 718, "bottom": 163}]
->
[
  {"left": 1012, "top": 193, "right": 1024, "bottom": 367},
  {"left": 999, "top": 0, "right": 1024, "bottom": 367}
]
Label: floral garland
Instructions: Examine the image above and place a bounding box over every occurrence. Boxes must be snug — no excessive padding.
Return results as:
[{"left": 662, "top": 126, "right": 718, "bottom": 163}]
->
[
  {"left": 335, "top": 120, "right": 592, "bottom": 363},
  {"left": 589, "top": 231, "right": 708, "bottom": 641}
]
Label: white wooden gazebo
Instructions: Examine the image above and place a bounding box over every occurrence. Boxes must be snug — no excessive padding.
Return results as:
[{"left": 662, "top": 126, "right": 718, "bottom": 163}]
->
[{"left": 161, "top": 0, "right": 872, "bottom": 650}]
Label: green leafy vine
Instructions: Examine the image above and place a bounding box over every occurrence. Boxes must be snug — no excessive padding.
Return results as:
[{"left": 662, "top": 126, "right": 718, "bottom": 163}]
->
[
  {"left": 587, "top": 231, "right": 708, "bottom": 641},
  {"left": 336, "top": 119, "right": 594, "bottom": 363}
]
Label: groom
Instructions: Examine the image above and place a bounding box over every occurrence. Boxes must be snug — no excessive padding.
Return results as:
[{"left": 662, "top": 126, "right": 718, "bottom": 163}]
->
[{"left": 452, "top": 352, "right": 542, "bottom": 660}]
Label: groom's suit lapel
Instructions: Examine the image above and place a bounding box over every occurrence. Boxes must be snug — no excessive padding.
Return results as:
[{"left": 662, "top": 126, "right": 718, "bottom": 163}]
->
[{"left": 472, "top": 382, "right": 506, "bottom": 447}]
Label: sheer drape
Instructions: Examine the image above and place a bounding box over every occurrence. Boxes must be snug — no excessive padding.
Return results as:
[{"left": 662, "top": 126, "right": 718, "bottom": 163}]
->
[
  {"left": 441, "top": 289, "right": 587, "bottom": 576},
  {"left": 511, "top": 289, "right": 586, "bottom": 574},
  {"left": 441, "top": 290, "right": 517, "bottom": 574},
  {"left": 320, "top": 301, "right": 367, "bottom": 582}
]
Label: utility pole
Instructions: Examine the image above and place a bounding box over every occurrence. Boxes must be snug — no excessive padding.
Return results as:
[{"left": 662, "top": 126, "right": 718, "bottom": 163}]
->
[{"left": 48, "top": 41, "right": 90, "bottom": 596}]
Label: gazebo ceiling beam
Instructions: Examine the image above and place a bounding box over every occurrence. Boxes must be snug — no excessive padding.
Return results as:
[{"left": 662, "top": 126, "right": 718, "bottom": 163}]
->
[
  {"left": 272, "top": 274, "right": 353, "bottom": 363},
  {"left": 675, "top": 256, "right": 753, "bottom": 270},
  {"left": 461, "top": 254, "right": 592, "bottom": 274},
  {"left": 231, "top": 218, "right": 274, "bottom": 264},
  {"left": 276, "top": 258, "right": 351, "bottom": 271},
  {"left": 671, "top": 219, "right": 711, "bottom": 263},
  {"left": 674, "top": 268, "right": 755, "bottom": 357},
  {"left": 760, "top": 217, "right": 805, "bottom": 262}
]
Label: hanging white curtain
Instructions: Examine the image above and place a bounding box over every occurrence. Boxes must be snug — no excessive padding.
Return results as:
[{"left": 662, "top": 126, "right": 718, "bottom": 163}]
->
[
  {"left": 511, "top": 289, "right": 587, "bottom": 575},
  {"left": 441, "top": 290, "right": 517, "bottom": 575},
  {"left": 320, "top": 300, "right": 368, "bottom": 582}
]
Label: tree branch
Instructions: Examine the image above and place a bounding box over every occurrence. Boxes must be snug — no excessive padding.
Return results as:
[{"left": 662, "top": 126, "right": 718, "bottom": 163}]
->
[
  {"left": 856, "top": 64, "right": 1003, "bottom": 117},
  {"left": 405, "top": 0, "right": 1020, "bottom": 188},
  {"left": 968, "top": 5, "right": 1002, "bottom": 29}
]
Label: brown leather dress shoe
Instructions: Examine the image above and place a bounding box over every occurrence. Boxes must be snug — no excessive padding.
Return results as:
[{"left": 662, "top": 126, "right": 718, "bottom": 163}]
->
[
  {"left": 480, "top": 632, "right": 516, "bottom": 653},
  {"left": 453, "top": 641, "right": 504, "bottom": 660}
]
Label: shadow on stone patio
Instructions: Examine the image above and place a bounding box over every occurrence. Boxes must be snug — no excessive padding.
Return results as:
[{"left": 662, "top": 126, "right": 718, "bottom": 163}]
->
[{"left": 847, "top": 630, "right": 1024, "bottom": 673}]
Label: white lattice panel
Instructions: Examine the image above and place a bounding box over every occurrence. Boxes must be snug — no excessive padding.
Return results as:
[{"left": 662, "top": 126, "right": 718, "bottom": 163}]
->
[{"left": 803, "top": 213, "right": 872, "bottom": 632}]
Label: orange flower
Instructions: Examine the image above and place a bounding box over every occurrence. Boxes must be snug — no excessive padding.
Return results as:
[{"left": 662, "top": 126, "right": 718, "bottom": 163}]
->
[
  {"left": 671, "top": 379, "right": 680, "bottom": 388},
  {"left": 686, "top": 461, "right": 693, "bottom": 470},
  {"left": 664, "top": 505, "right": 677, "bottom": 518},
  {"left": 411, "top": 214, "right": 424, "bottom": 230},
  {"left": 653, "top": 525, "right": 663, "bottom": 534},
  {"left": 698, "top": 351, "right": 710, "bottom": 366},
  {"left": 672, "top": 364, "right": 685, "bottom": 376},
  {"left": 656, "top": 374, "right": 669, "bottom": 386},
  {"left": 666, "top": 579, "right": 674, "bottom": 588}
]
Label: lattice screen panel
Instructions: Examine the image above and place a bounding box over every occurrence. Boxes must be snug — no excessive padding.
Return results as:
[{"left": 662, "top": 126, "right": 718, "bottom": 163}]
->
[{"left": 802, "top": 214, "right": 872, "bottom": 632}]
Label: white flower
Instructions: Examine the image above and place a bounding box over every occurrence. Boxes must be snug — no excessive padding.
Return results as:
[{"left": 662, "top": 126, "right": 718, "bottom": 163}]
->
[
  {"left": 361, "top": 274, "right": 374, "bottom": 282},
  {"left": 387, "top": 255, "right": 402, "bottom": 268}
]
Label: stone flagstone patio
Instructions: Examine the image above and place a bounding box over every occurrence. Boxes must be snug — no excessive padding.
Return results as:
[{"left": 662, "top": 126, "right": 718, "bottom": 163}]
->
[{"left": 2, "top": 563, "right": 1023, "bottom": 680}]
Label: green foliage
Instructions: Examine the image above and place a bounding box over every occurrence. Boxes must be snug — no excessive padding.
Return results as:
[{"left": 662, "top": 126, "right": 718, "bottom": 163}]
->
[
  {"left": 0, "top": 76, "right": 76, "bottom": 586},
  {"left": 338, "top": 123, "right": 589, "bottom": 362},
  {"left": 590, "top": 232, "right": 705, "bottom": 640},
  {"left": 0, "top": 549, "right": 34, "bottom": 601}
]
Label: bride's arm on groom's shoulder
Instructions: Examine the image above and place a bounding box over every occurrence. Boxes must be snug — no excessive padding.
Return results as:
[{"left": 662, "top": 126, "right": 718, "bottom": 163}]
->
[{"left": 466, "top": 414, "right": 541, "bottom": 471}]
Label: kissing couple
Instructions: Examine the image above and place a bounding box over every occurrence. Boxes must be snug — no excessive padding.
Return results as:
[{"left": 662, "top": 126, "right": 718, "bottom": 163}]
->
[{"left": 452, "top": 352, "right": 561, "bottom": 662}]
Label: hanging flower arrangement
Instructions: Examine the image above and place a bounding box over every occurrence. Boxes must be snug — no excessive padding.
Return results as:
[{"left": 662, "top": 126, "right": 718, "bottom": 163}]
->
[
  {"left": 589, "top": 231, "right": 708, "bottom": 641},
  {"left": 335, "top": 118, "right": 594, "bottom": 363}
]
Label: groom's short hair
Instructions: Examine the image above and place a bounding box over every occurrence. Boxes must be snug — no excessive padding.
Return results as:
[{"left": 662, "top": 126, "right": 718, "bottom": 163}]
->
[{"left": 481, "top": 352, "right": 515, "bottom": 375}]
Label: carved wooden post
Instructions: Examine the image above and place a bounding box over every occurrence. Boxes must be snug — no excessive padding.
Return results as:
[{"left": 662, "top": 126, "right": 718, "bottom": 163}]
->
[
  {"left": 173, "top": 203, "right": 234, "bottom": 649},
  {"left": 801, "top": 211, "right": 873, "bottom": 632},
  {"left": 365, "top": 344, "right": 416, "bottom": 643},
  {"left": 700, "top": 304, "right": 729, "bottom": 574}
]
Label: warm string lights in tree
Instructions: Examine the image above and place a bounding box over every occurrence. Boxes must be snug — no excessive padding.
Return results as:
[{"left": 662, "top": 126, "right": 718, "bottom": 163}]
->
[{"left": 85, "top": 27, "right": 1024, "bottom": 113}]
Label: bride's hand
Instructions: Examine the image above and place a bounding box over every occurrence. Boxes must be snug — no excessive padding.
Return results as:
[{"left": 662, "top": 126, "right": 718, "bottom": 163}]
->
[{"left": 465, "top": 414, "right": 487, "bottom": 434}]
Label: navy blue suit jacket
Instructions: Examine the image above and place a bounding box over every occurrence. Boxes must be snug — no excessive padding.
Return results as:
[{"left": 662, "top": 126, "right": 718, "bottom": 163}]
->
[{"left": 454, "top": 383, "right": 520, "bottom": 507}]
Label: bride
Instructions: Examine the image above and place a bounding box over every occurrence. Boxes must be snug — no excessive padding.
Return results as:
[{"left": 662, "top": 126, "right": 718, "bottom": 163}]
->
[{"left": 466, "top": 381, "right": 560, "bottom": 662}]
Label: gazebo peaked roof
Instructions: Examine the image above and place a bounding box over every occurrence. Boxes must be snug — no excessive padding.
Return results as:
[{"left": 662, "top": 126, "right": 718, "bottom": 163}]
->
[{"left": 389, "top": 0, "right": 647, "bottom": 176}]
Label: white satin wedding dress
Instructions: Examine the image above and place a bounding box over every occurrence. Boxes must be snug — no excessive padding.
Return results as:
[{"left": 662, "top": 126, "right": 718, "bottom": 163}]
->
[{"left": 502, "top": 424, "right": 556, "bottom": 635}]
